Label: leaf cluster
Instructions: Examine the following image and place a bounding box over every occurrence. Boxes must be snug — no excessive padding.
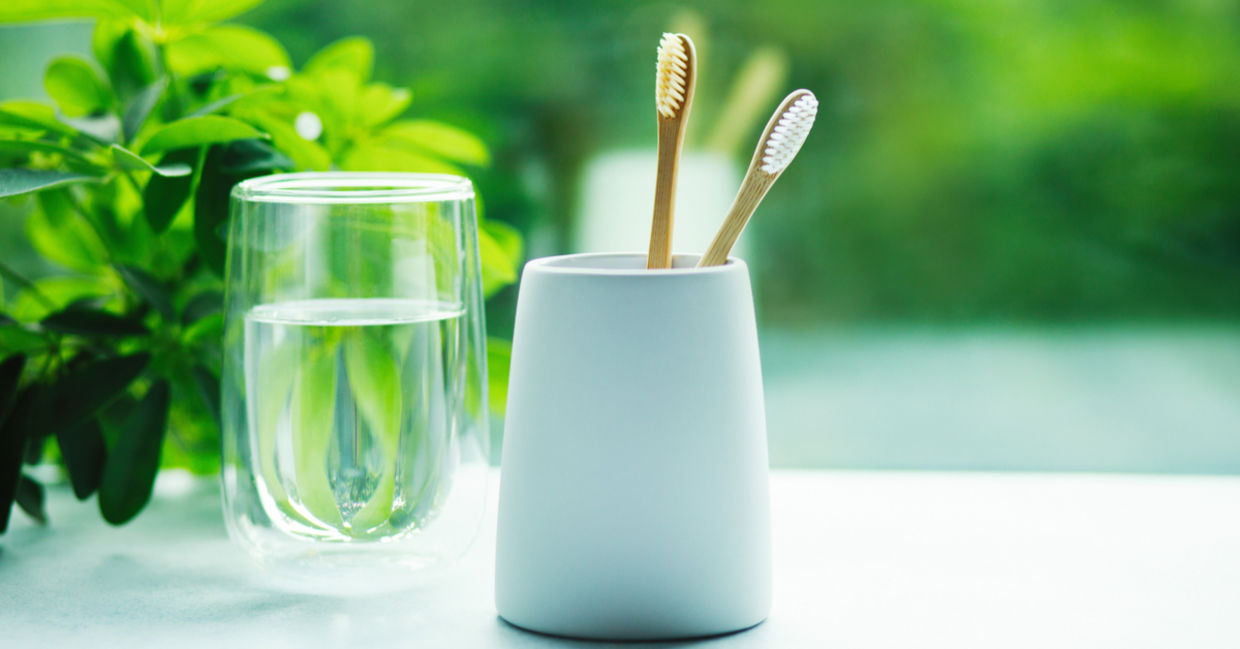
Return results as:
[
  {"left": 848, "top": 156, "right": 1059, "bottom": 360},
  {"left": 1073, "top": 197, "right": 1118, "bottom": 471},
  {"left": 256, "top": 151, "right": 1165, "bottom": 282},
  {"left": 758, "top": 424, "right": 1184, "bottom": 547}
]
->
[{"left": 0, "top": 0, "right": 521, "bottom": 532}]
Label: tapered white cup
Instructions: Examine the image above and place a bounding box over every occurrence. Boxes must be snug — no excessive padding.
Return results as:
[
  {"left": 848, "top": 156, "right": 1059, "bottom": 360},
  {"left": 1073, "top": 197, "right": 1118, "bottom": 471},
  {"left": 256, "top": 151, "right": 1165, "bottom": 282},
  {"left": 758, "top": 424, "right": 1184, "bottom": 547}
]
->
[{"left": 495, "top": 252, "right": 771, "bottom": 640}]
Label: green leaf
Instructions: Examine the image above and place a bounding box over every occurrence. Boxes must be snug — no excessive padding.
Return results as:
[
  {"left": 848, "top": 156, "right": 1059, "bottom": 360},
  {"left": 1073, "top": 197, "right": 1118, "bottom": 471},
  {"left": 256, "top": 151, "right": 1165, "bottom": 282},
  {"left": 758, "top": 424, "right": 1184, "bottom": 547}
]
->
[
  {"left": 44, "top": 56, "right": 110, "bottom": 117},
  {"left": 43, "top": 353, "right": 150, "bottom": 433},
  {"left": 29, "top": 189, "right": 109, "bottom": 272},
  {"left": 166, "top": 25, "right": 291, "bottom": 78},
  {"left": 358, "top": 84, "right": 410, "bottom": 127},
  {"left": 291, "top": 349, "right": 342, "bottom": 527},
  {"left": 0, "top": 358, "right": 30, "bottom": 534},
  {"left": 192, "top": 146, "right": 233, "bottom": 274},
  {"left": 243, "top": 112, "right": 330, "bottom": 171},
  {"left": 115, "top": 265, "right": 173, "bottom": 319},
  {"left": 97, "top": 394, "right": 136, "bottom": 440},
  {"left": 303, "top": 37, "right": 374, "bottom": 83},
  {"left": 92, "top": 19, "right": 129, "bottom": 73},
  {"left": 351, "top": 468, "right": 395, "bottom": 533},
  {"left": 139, "top": 115, "right": 266, "bottom": 155},
  {"left": 343, "top": 331, "right": 405, "bottom": 534},
  {"left": 189, "top": 86, "right": 279, "bottom": 118},
  {"left": 111, "top": 144, "right": 191, "bottom": 177},
  {"left": 0, "top": 355, "right": 26, "bottom": 431},
  {"left": 0, "top": 100, "right": 118, "bottom": 146},
  {"left": 483, "top": 218, "right": 523, "bottom": 266},
  {"left": 102, "top": 29, "right": 157, "bottom": 103},
  {"left": 189, "top": 95, "right": 243, "bottom": 119},
  {"left": 487, "top": 337, "right": 512, "bottom": 415},
  {"left": 282, "top": 71, "right": 355, "bottom": 127},
  {"left": 479, "top": 220, "right": 520, "bottom": 297},
  {"left": 218, "top": 138, "right": 293, "bottom": 174},
  {"left": 142, "top": 148, "right": 197, "bottom": 233},
  {"left": 121, "top": 79, "right": 166, "bottom": 141},
  {"left": 9, "top": 275, "right": 117, "bottom": 322},
  {"left": 0, "top": 323, "right": 47, "bottom": 355},
  {"left": 0, "top": 139, "right": 98, "bottom": 167},
  {"left": 0, "top": 100, "right": 78, "bottom": 138},
  {"left": 14, "top": 475, "right": 46, "bottom": 525},
  {"left": 160, "top": 0, "right": 263, "bottom": 25},
  {"left": 99, "top": 380, "right": 170, "bottom": 525},
  {"left": 109, "top": 0, "right": 155, "bottom": 22},
  {"left": 190, "top": 140, "right": 275, "bottom": 274},
  {"left": 254, "top": 339, "right": 299, "bottom": 521},
  {"left": 381, "top": 120, "right": 490, "bottom": 166},
  {"left": 181, "top": 290, "right": 222, "bottom": 324},
  {"left": 181, "top": 312, "right": 222, "bottom": 345},
  {"left": 56, "top": 418, "right": 106, "bottom": 500},
  {"left": 344, "top": 331, "right": 402, "bottom": 453},
  {"left": 41, "top": 306, "right": 147, "bottom": 337},
  {"left": 341, "top": 140, "right": 463, "bottom": 175},
  {"left": 0, "top": 169, "right": 101, "bottom": 198},
  {"left": 0, "top": 0, "right": 139, "bottom": 23},
  {"left": 62, "top": 113, "right": 122, "bottom": 144},
  {"left": 22, "top": 427, "right": 45, "bottom": 464}
]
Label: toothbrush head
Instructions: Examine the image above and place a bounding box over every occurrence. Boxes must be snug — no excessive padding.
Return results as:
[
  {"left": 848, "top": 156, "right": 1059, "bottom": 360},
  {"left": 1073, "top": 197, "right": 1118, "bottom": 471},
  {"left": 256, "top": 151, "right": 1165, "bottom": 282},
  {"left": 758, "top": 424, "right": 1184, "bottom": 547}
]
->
[
  {"left": 760, "top": 90, "right": 817, "bottom": 175},
  {"left": 655, "top": 32, "right": 695, "bottom": 119}
]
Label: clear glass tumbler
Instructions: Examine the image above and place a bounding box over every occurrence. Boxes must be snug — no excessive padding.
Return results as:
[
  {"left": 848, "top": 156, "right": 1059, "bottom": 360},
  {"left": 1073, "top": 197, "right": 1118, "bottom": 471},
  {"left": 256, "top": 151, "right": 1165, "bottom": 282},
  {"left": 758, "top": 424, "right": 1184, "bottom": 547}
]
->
[{"left": 220, "top": 173, "right": 488, "bottom": 585}]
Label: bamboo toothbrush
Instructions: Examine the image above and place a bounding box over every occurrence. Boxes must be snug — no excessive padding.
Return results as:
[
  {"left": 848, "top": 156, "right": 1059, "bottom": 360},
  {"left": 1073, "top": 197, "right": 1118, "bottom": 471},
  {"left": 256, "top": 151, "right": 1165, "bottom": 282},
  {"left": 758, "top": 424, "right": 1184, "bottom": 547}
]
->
[
  {"left": 647, "top": 32, "right": 697, "bottom": 269},
  {"left": 698, "top": 89, "right": 818, "bottom": 267}
]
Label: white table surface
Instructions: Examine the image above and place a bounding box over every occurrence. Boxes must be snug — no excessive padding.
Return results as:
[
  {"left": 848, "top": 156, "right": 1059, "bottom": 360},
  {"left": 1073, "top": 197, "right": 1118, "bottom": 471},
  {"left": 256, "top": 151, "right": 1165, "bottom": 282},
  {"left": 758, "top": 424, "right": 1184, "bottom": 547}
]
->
[{"left": 2, "top": 469, "right": 1238, "bottom": 648}]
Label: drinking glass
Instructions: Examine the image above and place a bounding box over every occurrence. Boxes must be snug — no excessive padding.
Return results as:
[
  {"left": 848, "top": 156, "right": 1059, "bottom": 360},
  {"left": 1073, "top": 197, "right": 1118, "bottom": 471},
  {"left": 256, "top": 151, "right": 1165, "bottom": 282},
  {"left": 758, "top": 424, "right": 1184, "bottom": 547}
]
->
[{"left": 220, "top": 172, "right": 489, "bottom": 585}]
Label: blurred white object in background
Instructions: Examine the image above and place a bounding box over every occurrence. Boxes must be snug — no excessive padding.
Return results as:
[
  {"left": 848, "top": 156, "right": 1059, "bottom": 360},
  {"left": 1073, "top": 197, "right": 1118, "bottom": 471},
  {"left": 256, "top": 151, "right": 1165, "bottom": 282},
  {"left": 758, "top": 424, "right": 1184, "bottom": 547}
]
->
[{"left": 575, "top": 150, "right": 745, "bottom": 259}]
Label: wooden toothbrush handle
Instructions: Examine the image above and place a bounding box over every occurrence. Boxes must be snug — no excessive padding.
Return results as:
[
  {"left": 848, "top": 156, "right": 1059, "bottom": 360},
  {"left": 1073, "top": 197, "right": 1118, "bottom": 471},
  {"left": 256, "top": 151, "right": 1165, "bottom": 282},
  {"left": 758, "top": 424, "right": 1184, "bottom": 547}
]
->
[
  {"left": 699, "top": 173, "right": 776, "bottom": 267},
  {"left": 648, "top": 118, "right": 687, "bottom": 269}
]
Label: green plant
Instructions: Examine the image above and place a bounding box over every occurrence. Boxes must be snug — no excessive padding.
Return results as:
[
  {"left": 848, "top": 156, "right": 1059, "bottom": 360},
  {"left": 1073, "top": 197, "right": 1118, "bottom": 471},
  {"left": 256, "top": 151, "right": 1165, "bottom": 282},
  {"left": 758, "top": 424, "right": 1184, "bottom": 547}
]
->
[{"left": 0, "top": 0, "right": 521, "bottom": 532}]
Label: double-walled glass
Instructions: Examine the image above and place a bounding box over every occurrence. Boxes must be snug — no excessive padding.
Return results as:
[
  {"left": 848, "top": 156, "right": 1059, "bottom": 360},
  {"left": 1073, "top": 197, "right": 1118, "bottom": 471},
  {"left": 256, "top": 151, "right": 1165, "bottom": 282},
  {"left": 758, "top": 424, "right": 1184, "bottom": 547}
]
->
[{"left": 221, "top": 173, "right": 488, "bottom": 583}]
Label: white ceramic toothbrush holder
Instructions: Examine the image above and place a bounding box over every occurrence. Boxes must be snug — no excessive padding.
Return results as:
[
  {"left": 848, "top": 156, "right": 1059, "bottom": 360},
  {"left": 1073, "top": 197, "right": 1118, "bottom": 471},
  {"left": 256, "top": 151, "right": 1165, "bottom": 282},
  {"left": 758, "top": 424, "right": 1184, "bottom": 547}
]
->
[{"left": 495, "top": 252, "right": 771, "bottom": 640}]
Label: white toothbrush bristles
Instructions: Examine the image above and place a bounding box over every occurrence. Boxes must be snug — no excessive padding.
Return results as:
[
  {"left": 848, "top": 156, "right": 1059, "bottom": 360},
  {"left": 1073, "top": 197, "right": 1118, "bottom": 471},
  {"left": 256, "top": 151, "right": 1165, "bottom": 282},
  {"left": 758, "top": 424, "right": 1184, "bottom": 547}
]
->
[
  {"left": 698, "top": 89, "right": 819, "bottom": 267},
  {"left": 655, "top": 33, "right": 690, "bottom": 118},
  {"left": 760, "top": 92, "right": 817, "bottom": 174}
]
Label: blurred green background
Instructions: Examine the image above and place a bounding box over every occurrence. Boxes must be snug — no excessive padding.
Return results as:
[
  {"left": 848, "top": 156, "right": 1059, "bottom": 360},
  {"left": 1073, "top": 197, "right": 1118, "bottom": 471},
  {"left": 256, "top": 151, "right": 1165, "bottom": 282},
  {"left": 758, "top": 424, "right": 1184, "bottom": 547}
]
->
[{"left": 4, "top": 0, "right": 1238, "bottom": 473}]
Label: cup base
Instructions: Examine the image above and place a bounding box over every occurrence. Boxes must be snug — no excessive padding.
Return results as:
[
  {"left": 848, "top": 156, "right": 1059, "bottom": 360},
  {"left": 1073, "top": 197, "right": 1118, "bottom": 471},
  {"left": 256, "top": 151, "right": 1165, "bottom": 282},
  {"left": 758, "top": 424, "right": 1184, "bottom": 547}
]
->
[{"left": 497, "top": 614, "right": 768, "bottom": 642}]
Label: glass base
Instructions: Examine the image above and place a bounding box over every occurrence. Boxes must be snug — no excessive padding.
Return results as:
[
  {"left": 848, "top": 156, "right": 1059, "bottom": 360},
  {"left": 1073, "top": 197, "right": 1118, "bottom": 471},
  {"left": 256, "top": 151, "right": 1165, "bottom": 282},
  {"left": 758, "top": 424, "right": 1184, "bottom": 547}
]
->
[
  {"left": 235, "top": 535, "right": 454, "bottom": 595},
  {"left": 223, "top": 464, "right": 487, "bottom": 595}
]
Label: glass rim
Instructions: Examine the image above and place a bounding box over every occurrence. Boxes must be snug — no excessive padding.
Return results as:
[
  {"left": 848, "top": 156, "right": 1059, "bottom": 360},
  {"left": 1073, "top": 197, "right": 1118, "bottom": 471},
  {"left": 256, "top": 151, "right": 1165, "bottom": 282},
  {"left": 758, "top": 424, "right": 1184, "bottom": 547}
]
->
[{"left": 231, "top": 172, "right": 474, "bottom": 204}]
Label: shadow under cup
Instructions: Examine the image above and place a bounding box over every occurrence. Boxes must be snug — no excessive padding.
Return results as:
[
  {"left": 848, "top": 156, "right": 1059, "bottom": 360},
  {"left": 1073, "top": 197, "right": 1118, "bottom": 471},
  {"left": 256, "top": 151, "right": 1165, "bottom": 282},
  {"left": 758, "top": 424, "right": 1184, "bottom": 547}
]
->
[
  {"left": 219, "top": 173, "right": 490, "bottom": 585},
  {"left": 496, "top": 252, "right": 772, "bottom": 640}
]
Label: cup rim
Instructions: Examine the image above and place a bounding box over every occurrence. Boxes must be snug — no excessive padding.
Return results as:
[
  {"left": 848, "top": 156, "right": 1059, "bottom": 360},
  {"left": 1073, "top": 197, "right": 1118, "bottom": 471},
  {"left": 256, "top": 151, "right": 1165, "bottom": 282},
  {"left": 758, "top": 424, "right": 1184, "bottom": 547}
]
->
[
  {"left": 231, "top": 172, "right": 474, "bottom": 204},
  {"left": 525, "top": 252, "right": 744, "bottom": 276}
]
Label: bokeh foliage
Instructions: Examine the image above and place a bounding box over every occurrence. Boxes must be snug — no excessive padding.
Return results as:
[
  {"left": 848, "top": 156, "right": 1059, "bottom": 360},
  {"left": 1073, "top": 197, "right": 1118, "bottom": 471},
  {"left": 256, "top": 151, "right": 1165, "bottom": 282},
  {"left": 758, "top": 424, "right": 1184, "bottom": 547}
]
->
[
  {"left": 0, "top": 0, "right": 520, "bottom": 531},
  {"left": 245, "top": 0, "right": 1240, "bottom": 323},
  {"left": 4, "top": 0, "right": 1239, "bottom": 529}
]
